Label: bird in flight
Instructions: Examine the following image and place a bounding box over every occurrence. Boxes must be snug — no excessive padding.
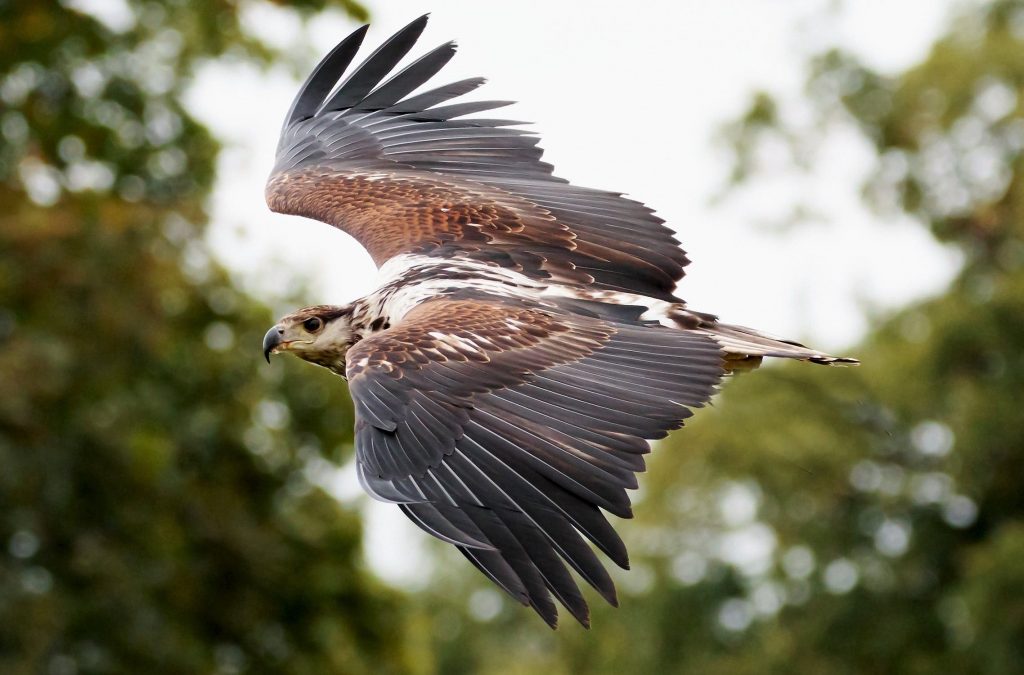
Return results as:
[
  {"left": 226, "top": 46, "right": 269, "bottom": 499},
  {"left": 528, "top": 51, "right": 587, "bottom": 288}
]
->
[{"left": 262, "top": 15, "right": 856, "bottom": 628}]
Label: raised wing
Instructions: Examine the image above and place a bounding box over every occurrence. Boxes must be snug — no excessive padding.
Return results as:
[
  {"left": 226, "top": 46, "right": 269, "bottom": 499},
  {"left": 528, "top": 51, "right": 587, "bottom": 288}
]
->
[
  {"left": 345, "top": 298, "right": 723, "bottom": 627},
  {"left": 267, "top": 15, "right": 689, "bottom": 301}
]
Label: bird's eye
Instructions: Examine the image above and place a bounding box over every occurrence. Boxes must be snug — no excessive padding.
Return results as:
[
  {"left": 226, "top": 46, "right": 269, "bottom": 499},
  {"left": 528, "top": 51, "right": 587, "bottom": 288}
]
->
[{"left": 303, "top": 317, "right": 323, "bottom": 332}]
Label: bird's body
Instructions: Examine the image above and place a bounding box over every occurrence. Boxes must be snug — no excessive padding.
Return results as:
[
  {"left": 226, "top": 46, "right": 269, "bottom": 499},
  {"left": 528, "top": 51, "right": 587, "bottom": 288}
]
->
[{"left": 261, "top": 15, "right": 855, "bottom": 628}]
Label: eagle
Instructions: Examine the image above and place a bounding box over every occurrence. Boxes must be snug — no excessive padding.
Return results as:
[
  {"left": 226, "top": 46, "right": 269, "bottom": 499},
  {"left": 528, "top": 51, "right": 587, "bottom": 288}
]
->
[{"left": 261, "top": 15, "right": 855, "bottom": 628}]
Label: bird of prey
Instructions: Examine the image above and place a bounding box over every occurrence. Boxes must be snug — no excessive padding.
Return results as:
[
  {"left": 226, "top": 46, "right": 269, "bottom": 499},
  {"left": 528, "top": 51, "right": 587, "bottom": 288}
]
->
[{"left": 262, "top": 15, "right": 856, "bottom": 628}]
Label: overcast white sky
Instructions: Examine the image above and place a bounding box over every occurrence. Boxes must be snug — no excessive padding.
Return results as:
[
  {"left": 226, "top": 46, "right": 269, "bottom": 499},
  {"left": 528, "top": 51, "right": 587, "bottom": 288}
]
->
[{"left": 188, "top": 0, "right": 963, "bottom": 585}]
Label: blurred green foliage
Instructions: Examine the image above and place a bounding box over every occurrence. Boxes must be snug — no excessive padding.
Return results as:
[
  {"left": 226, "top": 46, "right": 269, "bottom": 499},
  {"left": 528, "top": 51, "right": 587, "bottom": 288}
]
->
[
  {"left": 0, "top": 1, "right": 425, "bottom": 674},
  {"left": 408, "top": 2, "right": 1024, "bottom": 673}
]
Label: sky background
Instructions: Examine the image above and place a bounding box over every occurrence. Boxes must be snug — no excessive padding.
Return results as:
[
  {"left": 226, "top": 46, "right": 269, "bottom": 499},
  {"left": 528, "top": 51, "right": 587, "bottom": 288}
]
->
[{"left": 185, "top": 0, "right": 964, "bottom": 584}]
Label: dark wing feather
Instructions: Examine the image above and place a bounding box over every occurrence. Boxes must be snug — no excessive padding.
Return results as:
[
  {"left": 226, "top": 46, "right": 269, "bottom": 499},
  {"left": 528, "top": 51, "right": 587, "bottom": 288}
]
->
[
  {"left": 283, "top": 24, "right": 368, "bottom": 127},
  {"left": 346, "top": 298, "right": 723, "bottom": 627},
  {"left": 318, "top": 15, "right": 429, "bottom": 114},
  {"left": 268, "top": 16, "right": 689, "bottom": 300},
  {"left": 356, "top": 41, "right": 457, "bottom": 112}
]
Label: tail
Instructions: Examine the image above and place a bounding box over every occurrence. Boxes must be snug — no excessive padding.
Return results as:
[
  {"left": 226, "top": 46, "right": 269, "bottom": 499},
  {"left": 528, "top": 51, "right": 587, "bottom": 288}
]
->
[
  {"left": 680, "top": 312, "right": 858, "bottom": 372},
  {"left": 549, "top": 296, "right": 858, "bottom": 371}
]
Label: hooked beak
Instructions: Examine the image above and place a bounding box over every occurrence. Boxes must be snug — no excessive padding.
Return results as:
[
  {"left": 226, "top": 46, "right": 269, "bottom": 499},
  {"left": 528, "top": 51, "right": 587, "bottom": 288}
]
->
[{"left": 263, "top": 325, "right": 284, "bottom": 363}]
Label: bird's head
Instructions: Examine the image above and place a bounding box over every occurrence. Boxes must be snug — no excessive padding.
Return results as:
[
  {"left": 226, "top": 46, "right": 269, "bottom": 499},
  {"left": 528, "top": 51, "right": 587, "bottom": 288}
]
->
[{"left": 263, "top": 304, "right": 356, "bottom": 375}]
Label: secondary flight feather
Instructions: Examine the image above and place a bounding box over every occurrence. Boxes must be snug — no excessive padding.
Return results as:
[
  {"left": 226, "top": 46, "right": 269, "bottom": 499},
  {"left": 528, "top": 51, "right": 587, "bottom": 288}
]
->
[{"left": 261, "top": 15, "right": 856, "bottom": 628}]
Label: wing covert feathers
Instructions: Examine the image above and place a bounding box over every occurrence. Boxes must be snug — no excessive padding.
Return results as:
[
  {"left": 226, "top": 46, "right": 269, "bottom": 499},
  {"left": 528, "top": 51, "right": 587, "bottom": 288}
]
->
[{"left": 346, "top": 298, "right": 724, "bottom": 627}]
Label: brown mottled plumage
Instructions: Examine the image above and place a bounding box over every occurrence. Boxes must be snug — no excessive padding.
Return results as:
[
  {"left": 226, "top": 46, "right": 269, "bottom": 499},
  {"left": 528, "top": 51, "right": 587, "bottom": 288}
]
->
[{"left": 261, "top": 15, "right": 856, "bottom": 629}]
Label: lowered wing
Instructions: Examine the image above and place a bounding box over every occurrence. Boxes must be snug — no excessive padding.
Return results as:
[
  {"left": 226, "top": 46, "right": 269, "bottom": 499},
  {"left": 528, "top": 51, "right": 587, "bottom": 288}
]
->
[
  {"left": 345, "top": 297, "right": 723, "bottom": 627},
  {"left": 267, "top": 15, "right": 690, "bottom": 301}
]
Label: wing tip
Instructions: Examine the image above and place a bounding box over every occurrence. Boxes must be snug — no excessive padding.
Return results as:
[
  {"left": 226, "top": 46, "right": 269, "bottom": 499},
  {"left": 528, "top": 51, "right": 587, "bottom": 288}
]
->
[
  {"left": 400, "top": 13, "right": 431, "bottom": 37},
  {"left": 283, "top": 23, "right": 371, "bottom": 127},
  {"left": 535, "top": 603, "right": 560, "bottom": 630}
]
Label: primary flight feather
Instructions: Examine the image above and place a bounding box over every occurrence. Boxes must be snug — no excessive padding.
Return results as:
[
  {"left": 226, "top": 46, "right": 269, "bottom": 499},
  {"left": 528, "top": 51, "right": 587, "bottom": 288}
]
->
[{"left": 262, "top": 15, "right": 856, "bottom": 628}]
